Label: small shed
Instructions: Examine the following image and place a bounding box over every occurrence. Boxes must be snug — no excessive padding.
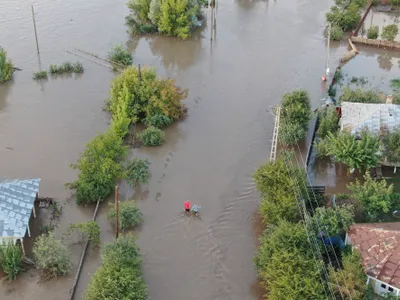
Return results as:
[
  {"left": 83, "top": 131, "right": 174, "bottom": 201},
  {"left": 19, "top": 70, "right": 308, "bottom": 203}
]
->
[{"left": 0, "top": 178, "right": 40, "bottom": 255}]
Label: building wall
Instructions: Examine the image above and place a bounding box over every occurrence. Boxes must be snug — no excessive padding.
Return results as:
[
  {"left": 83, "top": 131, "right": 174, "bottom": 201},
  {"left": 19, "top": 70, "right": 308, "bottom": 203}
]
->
[{"left": 369, "top": 276, "right": 400, "bottom": 296}]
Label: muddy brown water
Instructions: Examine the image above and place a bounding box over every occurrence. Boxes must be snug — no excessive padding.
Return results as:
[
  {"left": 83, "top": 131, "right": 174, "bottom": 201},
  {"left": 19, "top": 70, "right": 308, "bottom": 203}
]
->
[{"left": 0, "top": 0, "right": 347, "bottom": 299}]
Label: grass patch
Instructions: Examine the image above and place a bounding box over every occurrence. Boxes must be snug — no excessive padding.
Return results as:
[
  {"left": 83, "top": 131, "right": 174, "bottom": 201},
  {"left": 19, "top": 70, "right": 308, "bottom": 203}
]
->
[
  {"left": 33, "top": 71, "right": 48, "bottom": 80},
  {"left": 49, "top": 61, "right": 84, "bottom": 75}
]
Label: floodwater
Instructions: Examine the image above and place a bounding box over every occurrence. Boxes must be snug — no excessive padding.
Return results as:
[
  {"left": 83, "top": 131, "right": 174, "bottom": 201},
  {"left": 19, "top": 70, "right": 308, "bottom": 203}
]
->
[{"left": 0, "top": 0, "right": 346, "bottom": 299}]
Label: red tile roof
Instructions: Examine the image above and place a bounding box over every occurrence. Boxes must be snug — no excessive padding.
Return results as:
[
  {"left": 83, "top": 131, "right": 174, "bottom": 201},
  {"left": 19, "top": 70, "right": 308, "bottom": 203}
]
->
[{"left": 348, "top": 223, "right": 400, "bottom": 289}]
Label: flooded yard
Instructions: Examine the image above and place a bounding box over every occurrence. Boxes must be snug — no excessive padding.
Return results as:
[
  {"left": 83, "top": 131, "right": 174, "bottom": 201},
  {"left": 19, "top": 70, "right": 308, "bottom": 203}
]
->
[{"left": 0, "top": 0, "right": 346, "bottom": 299}]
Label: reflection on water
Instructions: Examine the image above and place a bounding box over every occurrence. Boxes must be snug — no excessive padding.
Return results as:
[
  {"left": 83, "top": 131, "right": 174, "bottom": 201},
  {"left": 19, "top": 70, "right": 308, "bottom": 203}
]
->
[{"left": 377, "top": 52, "right": 393, "bottom": 72}]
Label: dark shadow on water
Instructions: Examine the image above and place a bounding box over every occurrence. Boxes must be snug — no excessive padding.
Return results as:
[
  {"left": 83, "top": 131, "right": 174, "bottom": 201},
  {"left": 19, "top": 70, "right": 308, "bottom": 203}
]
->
[{"left": 377, "top": 52, "right": 393, "bottom": 71}]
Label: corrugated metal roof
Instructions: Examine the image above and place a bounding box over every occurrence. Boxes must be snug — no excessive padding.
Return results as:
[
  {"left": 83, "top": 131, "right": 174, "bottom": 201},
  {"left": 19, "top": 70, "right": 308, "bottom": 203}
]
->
[
  {"left": 340, "top": 102, "right": 400, "bottom": 135},
  {"left": 0, "top": 179, "right": 40, "bottom": 239}
]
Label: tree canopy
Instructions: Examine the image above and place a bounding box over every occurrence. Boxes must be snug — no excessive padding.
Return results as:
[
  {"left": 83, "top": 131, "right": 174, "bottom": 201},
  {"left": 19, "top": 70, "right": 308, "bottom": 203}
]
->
[
  {"left": 383, "top": 128, "right": 400, "bottom": 164},
  {"left": 311, "top": 205, "right": 354, "bottom": 237}
]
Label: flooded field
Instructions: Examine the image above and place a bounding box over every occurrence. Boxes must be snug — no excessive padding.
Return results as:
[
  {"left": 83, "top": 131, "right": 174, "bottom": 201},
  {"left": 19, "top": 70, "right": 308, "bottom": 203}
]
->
[{"left": 0, "top": 0, "right": 346, "bottom": 299}]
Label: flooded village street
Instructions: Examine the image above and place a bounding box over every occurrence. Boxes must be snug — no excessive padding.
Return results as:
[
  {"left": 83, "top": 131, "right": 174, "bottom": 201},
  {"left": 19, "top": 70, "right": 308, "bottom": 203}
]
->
[{"left": 0, "top": 0, "right": 346, "bottom": 299}]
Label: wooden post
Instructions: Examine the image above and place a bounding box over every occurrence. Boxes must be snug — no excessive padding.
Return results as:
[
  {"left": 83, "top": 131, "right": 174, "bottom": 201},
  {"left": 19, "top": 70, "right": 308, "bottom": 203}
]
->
[
  {"left": 21, "top": 238, "right": 26, "bottom": 256},
  {"left": 115, "top": 186, "right": 119, "bottom": 240},
  {"left": 33, "top": 192, "right": 37, "bottom": 218},
  {"left": 31, "top": 5, "right": 40, "bottom": 54},
  {"left": 27, "top": 223, "right": 31, "bottom": 237}
]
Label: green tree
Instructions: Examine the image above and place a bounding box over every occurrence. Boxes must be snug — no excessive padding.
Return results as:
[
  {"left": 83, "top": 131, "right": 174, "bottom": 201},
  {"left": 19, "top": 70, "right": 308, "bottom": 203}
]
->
[
  {"left": 84, "top": 234, "right": 148, "bottom": 300},
  {"left": 0, "top": 240, "right": 22, "bottom": 280},
  {"left": 279, "top": 89, "right": 312, "bottom": 145},
  {"left": 317, "top": 105, "right": 339, "bottom": 138},
  {"left": 125, "top": 158, "right": 151, "bottom": 186},
  {"left": 367, "top": 25, "right": 379, "bottom": 39},
  {"left": 137, "top": 126, "right": 165, "bottom": 146},
  {"left": 255, "top": 220, "right": 326, "bottom": 300},
  {"left": 382, "top": 24, "right": 399, "bottom": 42},
  {"left": 312, "top": 205, "right": 354, "bottom": 236},
  {"left": 108, "top": 200, "right": 143, "bottom": 231},
  {"left": 348, "top": 172, "right": 394, "bottom": 220},
  {"left": 339, "top": 87, "right": 382, "bottom": 104},
  {"left": 108, "top": 44, "right": 133, "bottom": 67},
  {"left": 66, "top": 221, "right": 101, "bottom": 247},
  {"left": 253, "top": 158, "right": 306, "bottom": 224},
  {"left": 330, "top": 24, "right": 344, "bottom": 40},
  {"left": 326, "top": 3, "right": 362, "bottom": 31},
  {"left": 0, "top": 47, "right": 14, "bottom": 83},
  {"left": 33, "top": 233, "right": 71, "bottom": 277},
  {"left": 328, "top": 249, "right": 367, "bottom": 300},
  {"left": 383, "top": 128, "right": 400, "bottom": 164},
  {"left": 318, "top": 130, "right": 381, "bottom": 172}
]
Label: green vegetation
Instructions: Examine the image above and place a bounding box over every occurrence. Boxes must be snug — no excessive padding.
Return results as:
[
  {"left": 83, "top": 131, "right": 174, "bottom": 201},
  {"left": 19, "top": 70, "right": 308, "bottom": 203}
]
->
[
  {"left": 326, "top": 0, "right": 365, "bottom": 32},
  {"left": 389, "top": 0, "right": 400, "bottom": 5},
  {"left": 317, "top": 106, "right": 339, "bottom": 138},
  {"left": 66, "top": 221, "right": 101, "bottom": 247},
  {"left": 0, "top": 47, "right": 14, "bottom": 83},
  {"left": 253, "top": 158, "right": 305, "bottom": 224},
  {"left": 383, "top": 128, "right": 400, "bottom": 164},
  {"left": 108, "top": 200, "right": 143, "bottom": 231},
  {"left": 339, "top": 87, "right": 382, "bottom": 103},
  {"left": 367, "top": 25, "right": 379, "bottom": 39},
  {"left": 330, "top": 24, "right": 344, "bottom": 41},
  {"left": 126, "top": 0, "right": 203, "bottom": 39},
  {"left": 145, "top": 114, "right": 172, "bottom": 128},
  {"left": 279, "top": 90, "right": 311, "bottom": 145},
  {"left": 0, "top": 240, "right": 22, "bottom": 280},
  {"left": 84, "top": 234, "right": 148, "bottom": 300},
  {"left": 391, "top": 78, "right": 400, "bottom": 89},
  {"left": 382, "top": 24, "right": 399, "bottom": 42},
  {"left": 348, "top": 172, "right": 394, "bottom": 221},
  {"left": 33, "top": 233, "right": 71, "bottom": 277},
  {"left": 350, "top": 76, "right": 368, "bottom": 85},
  {"left": 49, "top": 62, "right": 84, "bottom": 75},
  {"left": 311, "top": 205, "right": 354, "bottom": 236},
  {"left": 255, "top": 220, "right": 327, "bottom": 300},
  {"left": 33, "top": 71, "right": 48, "bottom": 80},
  {"left": 125, "top": 158, "right": 151, "bottom": 186},
  {"left": 328, "top": 248, "right": 367, "bottom": 299},
  {"left": 137, "top": 126, "right": 165, "bottom": 146},
  {"left": 316, "top": 130, "right": 381, "bottom": 172},
  {"left": 108, "top": 44, "right": 133, "bottom": 67}
]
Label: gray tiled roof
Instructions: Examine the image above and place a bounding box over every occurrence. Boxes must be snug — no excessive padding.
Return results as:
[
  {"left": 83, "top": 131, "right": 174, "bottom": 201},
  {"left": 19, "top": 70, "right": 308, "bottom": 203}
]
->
[
  {"left": 0, "top": 179, "right": 40, "bottom": 239},
  {"left": 340, "top": 102, "right": 400, "bottom": 135}
]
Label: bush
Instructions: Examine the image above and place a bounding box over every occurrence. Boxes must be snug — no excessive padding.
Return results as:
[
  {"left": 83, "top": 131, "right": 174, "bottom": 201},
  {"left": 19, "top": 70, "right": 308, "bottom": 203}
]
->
[
  {"left": 49, "top": 61, "right": 84, "bottom": 75},
  {"left": 108, "top": 200, "right": 143, "bottom": 231},
  {"left": 339, "top": 87, "right": 382, "bottom": 103},
  {"left": 367, "top": 25, "right": 379, "bottom": 39},
  {"left": 108, "top": 44, "right": 133, "bottom": 67},
  {"left": 125, "top": 158, "right": 151, "bottom": 186},
  {"left": 279, "top": 89, "right": 311, "bottom": 145},
  {"left": 137, "top": 126, "right": 165, "bottom": 146},
  {"left": 67, "top": 130, "right": 127, "bottom": 205},
  {"left": 144, "top": 114, "right": 172, "bottom": 128},
  {"left": 33, "top": 233, "right": 71, "bottom": 277},
  {"left": 311, "top": 205, "right": 354, "bottom": 236},
  {"left": 253, "top": 158, "right": 306, "bottom": 224},
  {"left": 0, "top": 47, "right": 14, "bottom": 83},
  {"left": 255, "top": 220, "right": 327, "bottom": 300},
  {"left": 33, "top": 71, "right": 48, "bottom": 80},
  {"left": 0, "top": 240, "right": 22, "bottom": 280},
  {"left": 317, "top": 106, "right": 339, "bottom": 138},
  {"left": 66, "top": 221, "right": 101, "bottom": 247},
  {"left": 73, "top": 62, "right": 84, "bottom": 73},
  {"left": 326, "top": 3, "right": 362, "bottom": 31},
  {"left": 84, "top": 234, "right": 148, "bottom": 300},
  {"left": 382, "top": 24, "right": 399, "bottom": 42},
  {"left": 348, "top": 172, "right": 394, "bottom": 220},
  {"left": 383, "top": 128, "right": 400, "bottom": 164},
  {"left": 330, "top": 24, "right": 344, "bottom": 41}
]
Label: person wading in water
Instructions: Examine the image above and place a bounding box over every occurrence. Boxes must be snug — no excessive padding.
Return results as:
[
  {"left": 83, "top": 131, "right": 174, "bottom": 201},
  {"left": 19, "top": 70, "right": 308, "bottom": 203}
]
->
[{"left": 184, "top": 201, "right": 191, "bottom": 215}]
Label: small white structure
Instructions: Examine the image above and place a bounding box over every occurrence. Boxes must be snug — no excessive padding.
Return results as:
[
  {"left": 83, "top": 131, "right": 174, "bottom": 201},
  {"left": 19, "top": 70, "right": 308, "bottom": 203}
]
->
[
  {"left": 345, "top": 223, "right": 400, "bottom": 297},
  {"left": 0, "top": 179, "right": 40, "bottom": 255}
]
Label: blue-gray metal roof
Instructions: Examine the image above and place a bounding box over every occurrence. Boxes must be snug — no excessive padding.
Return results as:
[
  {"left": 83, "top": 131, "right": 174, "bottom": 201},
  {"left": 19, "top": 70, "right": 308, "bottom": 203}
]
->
[{"left": 0, "top": 179, "right": 40, "bottom": 239}]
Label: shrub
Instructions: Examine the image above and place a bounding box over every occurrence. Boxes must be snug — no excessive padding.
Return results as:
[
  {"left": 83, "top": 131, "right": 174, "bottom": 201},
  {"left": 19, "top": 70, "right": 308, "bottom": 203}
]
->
[
  {"left": 367, "top": 25, "right": 379, "bottom": 39},
  {"left": 330, "top": 24, "right": 344, "bottom": 41},
  {"left": 49, "top": 61, "right": 83, "bottom": 75},
  {"left": 84, "top": 234, "right": 148, "bottom": 300},
  {"left": 255, "top": 220, "right": 327, "bottom": 300},
  {"left": 0, "top": 47, "right": 14, "bottom": 83},
  {"left": 73, "top": 62, "right": 84, "bottom": 73},
  {"left": 0, "top": 240, "right": 22, "bottom": 280},
  {"left": 315, "top": 137, "right": 330, "bottom": 157},
  {"left": 383, "top": 128, "right": 400, "bottom": 164},
  {"left": 125, "top": 158, "right": 151, "bottom": 186},
  {"left": 279, "top": 89, "right": 311, "bottom": 145},
  {"left": 108, "top": 200, "right": 144, "bottom": 231},
  {"left": 253, "top": 158, "right": 306, "bottom": 224},
  {"left": 348, "top": 172, "right": 394, "bottom": 220},
  {"left": 33, "top": 71, "right": 48, "bottom": 80},
  {"left": 317, "top": 106, "right": 339, "bottom": 138},
  {"left": 108, "top": 44, "right": 133, "bottom": 67},
  {"left": 382, "top": 24, "right": 399, "bottom": 42},
  {"left": 339, "top": 87, "right": 382, "bottom": 103},
  {"left": 137, "top": 126, "right": 165, "bottom": 146},
  {"left": 66, "top": 221, "right": 101, "bottom": 247},
  {"left": 67, "top": 129, "right": 127, "bottom": 205},
  {"left": 311, "top": 205, "right": 354, "bottom": 236},
  {"left": 326, "top": 3, "right": 362, "bottom": 31},
  {"left": 144, "top": 114, "right": 172, "bottom": 128},
  {"left": 33, "top": 233, "right": 71, "bottom": 277},
  {"left": 390, "top": 0, "right": 400, "bottom": 5}
]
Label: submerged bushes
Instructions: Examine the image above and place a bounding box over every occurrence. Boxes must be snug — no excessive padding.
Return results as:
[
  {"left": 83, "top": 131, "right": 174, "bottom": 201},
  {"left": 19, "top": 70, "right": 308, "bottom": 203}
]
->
[
  {"left": 326, "top": 0, "right": 365, "bottom": 32},
  {"left": 0, "top": 240, "right": 22, "bottom": 280},
  {"left": 126, "top": 0, "right": 204, "bottom": 39},
  {"left": 49, "top": 62, "right": 84, "bottom": 75},
  {"left": 108, "top": 44, "right": 133, "bottom": 67},
  {"left": 0, "top": 47, "right": 14, "bottom": 83}
]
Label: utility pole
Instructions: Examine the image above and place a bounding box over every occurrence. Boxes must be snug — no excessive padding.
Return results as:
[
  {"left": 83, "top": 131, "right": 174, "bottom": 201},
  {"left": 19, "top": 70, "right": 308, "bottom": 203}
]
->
[
  {"left": 115, "top": 186, "right": 119, "bottom": 239},
  {"left": 31, "top": 5, "right": 40, "bottom": 54},
  {"left": 326, "top": 23, "right": 331, "bottom": 76}
]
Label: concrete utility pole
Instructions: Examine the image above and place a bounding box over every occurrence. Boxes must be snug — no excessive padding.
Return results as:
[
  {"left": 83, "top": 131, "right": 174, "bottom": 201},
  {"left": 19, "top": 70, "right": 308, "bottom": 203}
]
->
[{"left": 31, "top": 5, "right": 40, "bottom": 54}]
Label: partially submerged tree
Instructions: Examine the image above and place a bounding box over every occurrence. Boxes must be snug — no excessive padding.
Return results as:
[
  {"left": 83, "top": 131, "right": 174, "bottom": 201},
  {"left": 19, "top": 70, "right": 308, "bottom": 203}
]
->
[
  {"left": 382, "top": 128, "right": 400, "bottom": 165},
  {"left": 0, "top": 47, "right": 14, "bottom": 83},
  {"left": 0, "top": 240, "right": 22, "bottom": 280},
  {"left": 367, "top": 25, "right": 379, "bottom": 39},
  {"left": 66, "top": 221, "right": 101, "bottom": 247},
  {"left": 382, "top": 24, "right": 399, "bottom": 42},
  {"left": 317, "top": 106, "right": 339, "bottom": 138},
  {"left": 108, "top": 44, "right": 133, "bottom": 67},
  {"left": 125, "top": 158, "right": 151, "bottom": 186},
  {"left": 108, "top": 200, "right": 143, "bottom": 231},
  {"left": 339, "top": 87, "right": 382, "bottom": 104},
  {"left": 137, "top": 126, "right": 165, "bottom": 146},
  {"left": 311, "top": 205, "right": 354, "bottom": 237}
]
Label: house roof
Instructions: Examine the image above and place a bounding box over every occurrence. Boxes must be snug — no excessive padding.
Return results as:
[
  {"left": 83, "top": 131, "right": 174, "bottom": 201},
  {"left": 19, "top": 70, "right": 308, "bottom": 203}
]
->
[
  {"left": 348, "top": 223, "right": 400, "bottom": 289},
  {"left": 340, "top": 102, "right": 400, "bottom": 136},
  {"left": 0, "top": 179, "right": 40, "bottom": 240}
]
